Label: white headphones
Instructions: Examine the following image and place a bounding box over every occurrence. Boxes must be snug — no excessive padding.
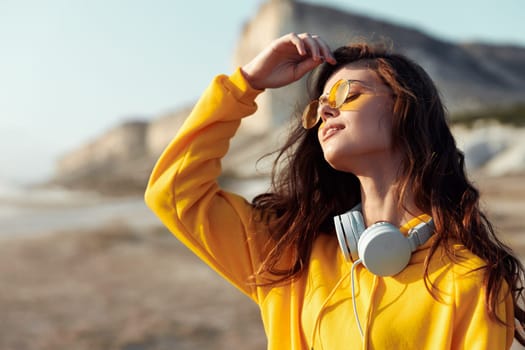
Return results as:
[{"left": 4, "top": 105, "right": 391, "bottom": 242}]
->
[{"left": 333, "top": 204, "right": 435, "bottom": 276}]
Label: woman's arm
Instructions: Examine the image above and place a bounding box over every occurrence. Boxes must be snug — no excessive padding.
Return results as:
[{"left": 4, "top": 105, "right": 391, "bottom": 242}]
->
[
  {"left": 145, "top": 69, "right": 265, "bottom": 301},
  {"left": 145, "top": 32, "right": 335, "bottom": 302}
]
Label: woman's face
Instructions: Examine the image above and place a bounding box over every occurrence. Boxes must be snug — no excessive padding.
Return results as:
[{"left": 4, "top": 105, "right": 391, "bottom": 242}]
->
[{"left": 317, "top": 62, "right": 396, "bottom": 174}]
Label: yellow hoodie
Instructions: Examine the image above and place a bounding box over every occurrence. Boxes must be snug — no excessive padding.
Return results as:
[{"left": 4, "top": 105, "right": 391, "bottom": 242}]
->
[{"left": 145, "top": 68, "right": 515, "bottom": 349}]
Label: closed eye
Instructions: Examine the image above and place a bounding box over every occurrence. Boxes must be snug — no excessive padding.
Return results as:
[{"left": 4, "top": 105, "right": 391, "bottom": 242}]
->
[{"left": 343, "top": 93, "right": 362, "bottom": 104}]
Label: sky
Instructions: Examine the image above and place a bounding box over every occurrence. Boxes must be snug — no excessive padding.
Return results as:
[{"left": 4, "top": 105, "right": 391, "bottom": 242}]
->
[{"left": 1, "top": 0, "right": 524, "bottom": 185}]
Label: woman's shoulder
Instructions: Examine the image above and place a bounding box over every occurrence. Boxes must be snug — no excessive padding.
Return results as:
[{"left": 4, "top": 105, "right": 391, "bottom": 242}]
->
[
  {"left": 450, "top": 243, "right": 487, "bottom": 272},
  {"left": 430, "top": 241, "right": 485, "bottom": 273},
  {"left": 429, "top": 241, "right": 491, "bottom": 291}
]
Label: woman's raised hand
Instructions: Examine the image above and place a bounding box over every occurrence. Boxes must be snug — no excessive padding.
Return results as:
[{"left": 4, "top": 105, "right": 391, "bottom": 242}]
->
[{"left": 241, "top": 33, "right": 336, "bottom": 90}]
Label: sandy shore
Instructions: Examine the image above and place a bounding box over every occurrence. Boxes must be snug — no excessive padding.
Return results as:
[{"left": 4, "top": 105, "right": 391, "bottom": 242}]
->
[
  {"left": 0, "top": 223, "right": 266, "bottom": 350},
  {"left": 1, "top": 174, "right": 524, "bottom": 350}
]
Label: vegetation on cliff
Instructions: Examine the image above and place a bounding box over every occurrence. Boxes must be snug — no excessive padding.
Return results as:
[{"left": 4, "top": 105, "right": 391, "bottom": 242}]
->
[{"left": 452, "top": 103, "right": 525, "bottom": 127}]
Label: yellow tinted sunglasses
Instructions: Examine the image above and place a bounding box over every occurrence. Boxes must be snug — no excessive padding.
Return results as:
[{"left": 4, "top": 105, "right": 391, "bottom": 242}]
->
[{"left": 301, "top": 79, "right": 383, "bottom": 129}]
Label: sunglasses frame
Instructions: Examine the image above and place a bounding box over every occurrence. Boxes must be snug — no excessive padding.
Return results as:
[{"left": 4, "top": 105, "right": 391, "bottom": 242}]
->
[{"left": 301, "top": 79, "right": 379, "bottom": 129}]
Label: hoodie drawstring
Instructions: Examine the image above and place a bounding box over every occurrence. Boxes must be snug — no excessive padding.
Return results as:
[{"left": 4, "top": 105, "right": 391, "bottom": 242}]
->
[
  {"left": 363, "top": 275, "right": 380, "bottom": 350},
  {"left": 311, "top": 259, "right": 364, "bottom": 349},
  {"left": 310, "top": 259, "right": 381, "bottom": 350},
  {"left": 310, "top": 268, "right": 352, "bottom": 350},
  {"left": 351, "top": 259, "right": 364, "bottom": 338}
]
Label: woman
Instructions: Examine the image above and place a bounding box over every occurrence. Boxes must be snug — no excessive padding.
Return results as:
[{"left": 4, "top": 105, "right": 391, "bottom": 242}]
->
[{"left": 145, "top": 33, "right": 525, "bottom": 349}]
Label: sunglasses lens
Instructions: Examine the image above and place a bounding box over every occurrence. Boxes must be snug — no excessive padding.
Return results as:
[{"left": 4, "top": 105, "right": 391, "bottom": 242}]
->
[
  {"left": 302, "top": 101, "right": 320, "bottom": 129},
  {"left": 329, "top": 80, "right": 350, "bottom": 108}
]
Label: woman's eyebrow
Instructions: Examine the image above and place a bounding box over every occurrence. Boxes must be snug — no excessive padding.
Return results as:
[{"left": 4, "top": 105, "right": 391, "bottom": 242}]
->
[{"left": 348, "top": 79, "right": 373, "bottom": 88}]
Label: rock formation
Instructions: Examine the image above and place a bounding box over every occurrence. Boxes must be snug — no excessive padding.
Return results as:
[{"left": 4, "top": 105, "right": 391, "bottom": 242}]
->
[{"left": 52, "top": 0, "right": 525, "bottom": 195}]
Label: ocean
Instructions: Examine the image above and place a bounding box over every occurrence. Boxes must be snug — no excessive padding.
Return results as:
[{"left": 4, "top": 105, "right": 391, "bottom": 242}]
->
[{"left": 0, "top": 180, "right": 158, "bottom": 238}]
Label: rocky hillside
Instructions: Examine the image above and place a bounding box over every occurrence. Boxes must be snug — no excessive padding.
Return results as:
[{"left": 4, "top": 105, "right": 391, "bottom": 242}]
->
[
  {"left": 233, "top": 0, "right": 525, "bottom": 135},
  {"left": 51, "top": 106, "right": 193, "bottom": 195},
  {"left": 51, "top": 0, "right": 525, "bottom": 195}
]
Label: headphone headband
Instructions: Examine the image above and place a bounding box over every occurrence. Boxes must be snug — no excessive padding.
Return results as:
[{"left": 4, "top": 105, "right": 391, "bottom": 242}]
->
[{"left": 407, "top": 220, "right": 435, "bottom": 251}]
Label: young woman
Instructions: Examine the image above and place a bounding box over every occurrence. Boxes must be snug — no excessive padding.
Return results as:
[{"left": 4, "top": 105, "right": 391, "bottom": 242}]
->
[{"left": 145, "top": 32, "right": 525, "bottom": 349}]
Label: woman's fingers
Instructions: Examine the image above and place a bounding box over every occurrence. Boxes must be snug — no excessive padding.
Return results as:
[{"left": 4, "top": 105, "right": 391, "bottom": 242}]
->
[
  {"left": 242, "top": 32, "right": 336, "bottom": 89},
  {"left": 293, "top": 33, "right": 336, "bottom": 64},
  {"left": 300, "top": 33, "right": 322, "bottom": 61},
  {"left": 288, "top": 32, "right": 308, "bottom": 56},
  {"left": 284, "top": 32, "right": 335, "bottom": 63},
  {"left": 313, "top": 35, "right": 337, "bottom": 64}
]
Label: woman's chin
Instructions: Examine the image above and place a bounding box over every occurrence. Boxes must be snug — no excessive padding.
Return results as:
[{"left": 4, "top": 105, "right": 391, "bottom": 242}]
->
[{"left": 323, "top": 153, "right": 354, "bottom": 173}]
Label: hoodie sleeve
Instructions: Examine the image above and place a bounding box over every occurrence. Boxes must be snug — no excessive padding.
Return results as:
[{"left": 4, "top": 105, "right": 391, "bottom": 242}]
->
[
  {"left": 451, "top": 262, "right": 515, "bottom": 349},
  {"left": 144, "top": 68, "right": 267, "bottom": 303}
]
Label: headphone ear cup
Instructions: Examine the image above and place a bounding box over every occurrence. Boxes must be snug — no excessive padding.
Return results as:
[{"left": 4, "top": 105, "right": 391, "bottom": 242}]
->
[
  {"left": 358, "top": 222, "right": 412, "bottom": 276},
  {"left": 334, "top": 209, "right": 366, "bottom": 261}
]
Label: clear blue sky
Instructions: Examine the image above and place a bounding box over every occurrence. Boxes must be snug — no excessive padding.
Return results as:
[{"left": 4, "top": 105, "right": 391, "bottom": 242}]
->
[{"left": 1, "top": 0, "right": 523, "bottom": 184}]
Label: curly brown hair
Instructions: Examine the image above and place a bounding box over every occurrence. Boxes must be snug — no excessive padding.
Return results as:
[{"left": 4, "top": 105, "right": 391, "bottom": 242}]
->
[{"left": 251, "top": 43, "right": 525, "bottom": 344}]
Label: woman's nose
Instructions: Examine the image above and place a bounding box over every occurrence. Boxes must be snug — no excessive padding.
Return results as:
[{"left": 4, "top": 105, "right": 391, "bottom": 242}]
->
[{"left": 318, "top": 103, "right": 340, "bottom": 124}]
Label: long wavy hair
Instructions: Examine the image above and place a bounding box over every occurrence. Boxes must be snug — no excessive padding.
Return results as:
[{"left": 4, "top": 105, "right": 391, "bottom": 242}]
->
[{"left": 251, "top": 43, "right": 525, "bottom": 343}]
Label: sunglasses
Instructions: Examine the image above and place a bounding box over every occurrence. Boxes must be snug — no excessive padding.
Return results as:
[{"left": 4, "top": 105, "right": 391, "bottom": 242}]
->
[{"left": 301, "top": 79, "right": 387, "bottom": 129}]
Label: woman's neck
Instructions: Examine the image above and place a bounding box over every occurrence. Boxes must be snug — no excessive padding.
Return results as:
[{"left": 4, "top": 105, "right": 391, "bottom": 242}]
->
[{"left": 356, "top": 169, "right": 421, "bottom": 228}]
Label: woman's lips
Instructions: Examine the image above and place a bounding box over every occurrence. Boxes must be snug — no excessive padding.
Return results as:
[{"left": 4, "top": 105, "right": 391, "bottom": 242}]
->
[{"left": 321, "top": 123, "right": 344, "bottom": 142}]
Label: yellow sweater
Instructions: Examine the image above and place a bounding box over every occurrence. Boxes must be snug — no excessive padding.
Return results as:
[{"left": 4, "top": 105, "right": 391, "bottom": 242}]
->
[{"left": 144, "top": 68, "right": 515, "bottom": 349}]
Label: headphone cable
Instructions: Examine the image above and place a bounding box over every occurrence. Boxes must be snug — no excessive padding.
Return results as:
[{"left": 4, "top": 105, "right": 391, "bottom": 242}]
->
[{"left": 351, "top": 258, "right": 364, "bottom": 339}]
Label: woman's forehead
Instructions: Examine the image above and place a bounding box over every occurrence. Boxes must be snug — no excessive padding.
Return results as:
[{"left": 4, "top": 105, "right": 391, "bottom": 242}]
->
[{"left": 324, "top": 64, "right": 381, "bottom": 90}]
